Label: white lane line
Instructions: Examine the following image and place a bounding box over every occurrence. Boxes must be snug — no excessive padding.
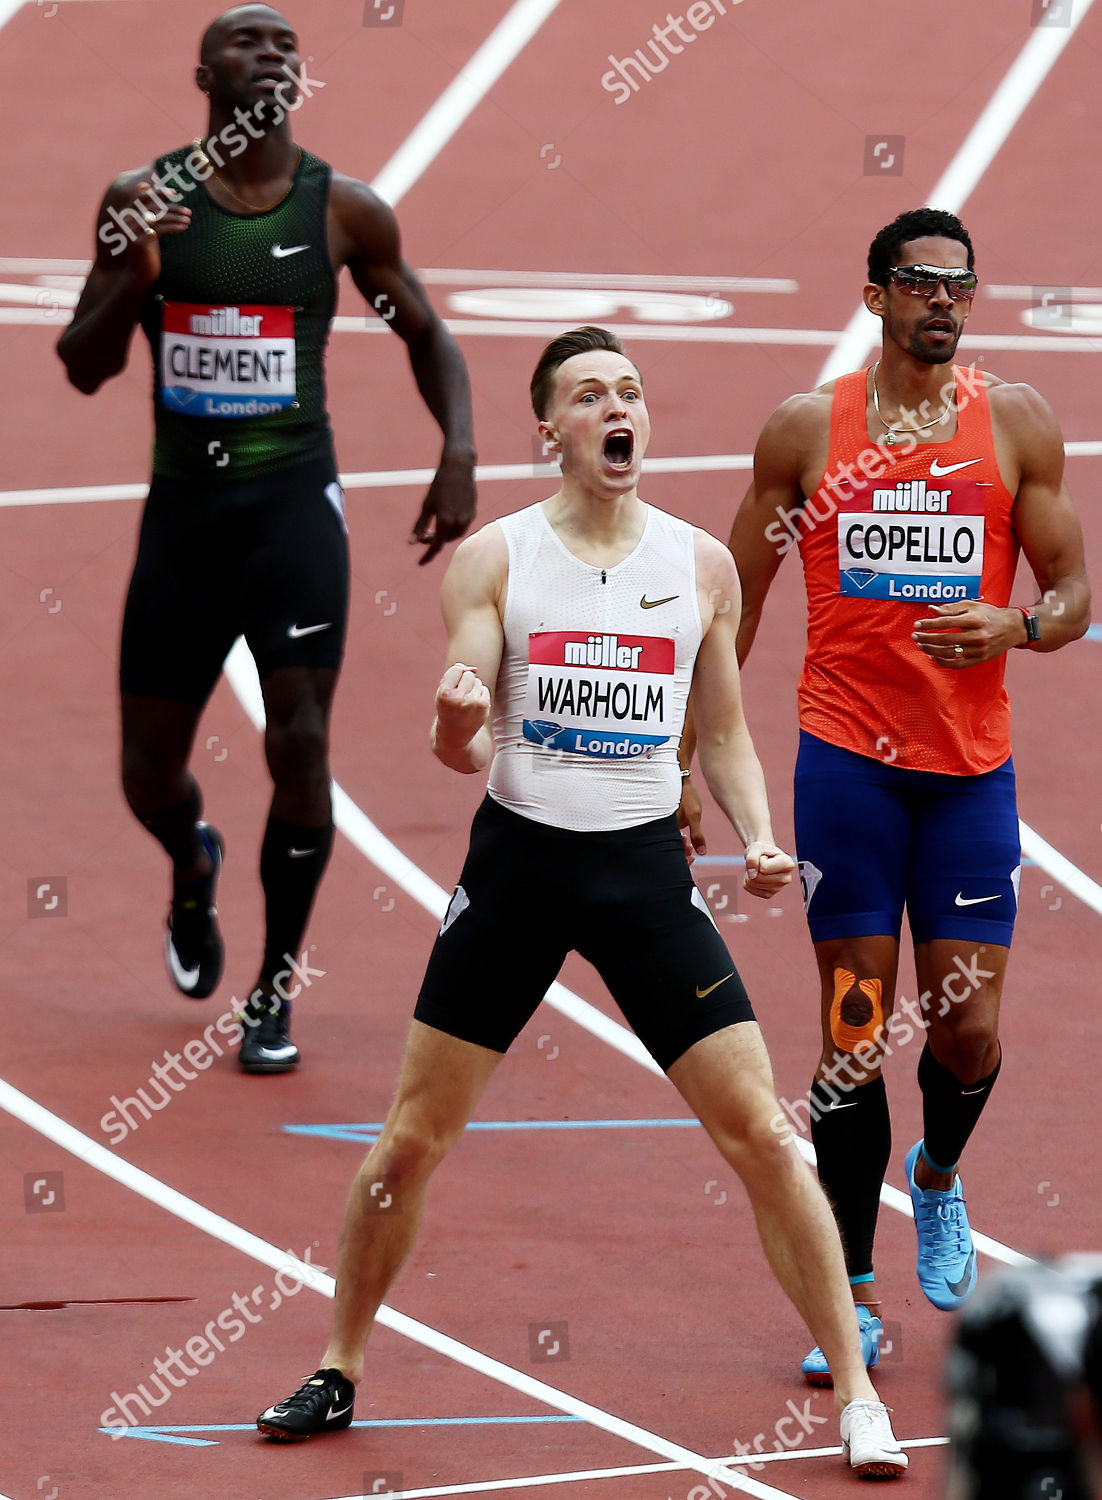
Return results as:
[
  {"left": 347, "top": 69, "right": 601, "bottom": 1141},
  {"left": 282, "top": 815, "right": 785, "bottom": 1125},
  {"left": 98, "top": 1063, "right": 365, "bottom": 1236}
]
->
[
  {"left": 15, "top": 302, "right": 1102, "bottom": 354},
  {"left": 0, "top": 455, "right": 752, "bottom": 509},
  {"left": 1019, "top": 822, "right": 1102, "bottom": 918},
  {"left": 371, "top": 0, "right": 564, "bottom": 208},
  {"left": 0, "top": 1076, "right": 796, "bottom": 1500},
  {"left": 416, "top": 269, "right": 798, "bottom": 293},
  {"left": 0, "top": 258, "right": 792, "bottom": 291},
  {"left": 13, "top": 439, "right": 1102, "bottom": 509},
  {"left": 819, "top": 0, "right": 1098, "bottom": 384},
  {"left": 316, "top": 1438, "right": 948, "bottom": 1499},
  {"left": 987, "top": 283, "right": 1102, "bottom": 300}
]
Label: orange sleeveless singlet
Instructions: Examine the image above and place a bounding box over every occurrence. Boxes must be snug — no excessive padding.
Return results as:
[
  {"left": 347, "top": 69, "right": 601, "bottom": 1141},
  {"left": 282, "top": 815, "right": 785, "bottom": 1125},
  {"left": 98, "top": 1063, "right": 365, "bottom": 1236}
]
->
[{"left": 795, "top": 366, "right": 1018, "bottom": 774}]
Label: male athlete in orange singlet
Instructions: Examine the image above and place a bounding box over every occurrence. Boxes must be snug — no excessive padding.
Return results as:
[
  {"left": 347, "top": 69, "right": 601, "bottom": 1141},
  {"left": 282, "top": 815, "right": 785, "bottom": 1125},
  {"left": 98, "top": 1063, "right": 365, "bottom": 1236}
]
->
[{"left": 710, "top": 208, "right": 1089, "bottom": 1384}]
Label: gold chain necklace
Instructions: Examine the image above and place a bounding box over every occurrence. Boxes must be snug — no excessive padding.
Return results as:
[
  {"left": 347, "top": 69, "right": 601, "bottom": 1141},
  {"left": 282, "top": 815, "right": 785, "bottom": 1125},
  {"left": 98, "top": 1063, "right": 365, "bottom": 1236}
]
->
[
  {"left": 871, "top": 362, "right": 954, "bottom": 446},
  {"left": 193, "top": 139, "right": 301, "bottom": 213}
]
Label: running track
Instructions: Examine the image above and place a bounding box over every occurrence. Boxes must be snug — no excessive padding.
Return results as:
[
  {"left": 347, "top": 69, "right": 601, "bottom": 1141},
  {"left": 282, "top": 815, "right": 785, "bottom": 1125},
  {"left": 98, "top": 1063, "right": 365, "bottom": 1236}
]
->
[{"left": 1, "top": 2, "right": 1101, "bottom": 1497}]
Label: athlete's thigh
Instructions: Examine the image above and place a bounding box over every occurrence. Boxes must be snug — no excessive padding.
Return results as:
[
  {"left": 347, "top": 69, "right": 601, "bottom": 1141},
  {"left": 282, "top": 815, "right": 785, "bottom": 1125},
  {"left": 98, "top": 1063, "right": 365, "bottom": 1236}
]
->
[
  {"left": 239, "top": 456, "right": 349, "bottom": 679},
  {"left": 914, "top": 939, "right": 1009, "bottom": 1044},
  {"left": 381, "top": 1018, "right": 508, "bottom": 1151},
  {"left": 121, "top": 693, "right": 209, "bottom": 774},
  {"left": 575, "top": 820, "right": 754, "bottom": 1073},
  {"left": 793, "top": 731, "right": 911, "bottom": 944},
  {"left": 260, "top": 664, "right": 339, "bottom": 732},
  {"left": 666, "top": 1020, "right": 779, "bottom": 1148},
  {"left": 906, "top": 758, "right": 1020, "bottom": 950},
  {"left": 414, "top": 799, "right": 571, "bottom": 1056},
  {"left": 120, "top": 480, "right": 240, "bottom": 705}
]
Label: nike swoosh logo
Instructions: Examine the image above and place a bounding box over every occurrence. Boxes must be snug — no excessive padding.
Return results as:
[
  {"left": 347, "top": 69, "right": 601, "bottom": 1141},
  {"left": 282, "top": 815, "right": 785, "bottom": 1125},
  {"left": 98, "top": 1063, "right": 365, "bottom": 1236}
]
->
[
  {"left": 825, "top": 1101, "right": 859, "bottom": 1111},
  {"left": 954, "top": 893, "right": 1000, "bottom": 906},
  {"left": 695, "top": 973, "right": 733, "bottom": 998},
  {"left": 289, "top": 848, "right": 317, "bottom": 858},
  {"left": 326, "top": 1401, "right": 353, "bottom": 1421},
  {"left": 928, "top": 457, "right": 981, "bottom": 477},
  {"left": 271, "top": 244, "right": 309, "bottom": 258},
  {"left": 165, "top": 938, "right": 200, "bottom": 990},
  {"left": 946, "top": 1252, "right": 975, "bottom": 1297},
  {"left": 288, "top": 622, "right": 332, "bottom": 638},
  {"left": 640, "top": 594, "right": 679, "bottom": 609}
]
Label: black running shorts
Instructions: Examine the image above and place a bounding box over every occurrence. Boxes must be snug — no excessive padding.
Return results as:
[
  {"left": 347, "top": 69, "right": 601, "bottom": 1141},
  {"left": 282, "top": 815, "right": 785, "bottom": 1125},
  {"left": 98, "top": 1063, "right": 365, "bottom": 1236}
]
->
[
  {"left": 120, "top": 452, "right": 349, "bottom": 704},
  {"left": 415, "top": 796, "right": 755, "bottom": 1072}
]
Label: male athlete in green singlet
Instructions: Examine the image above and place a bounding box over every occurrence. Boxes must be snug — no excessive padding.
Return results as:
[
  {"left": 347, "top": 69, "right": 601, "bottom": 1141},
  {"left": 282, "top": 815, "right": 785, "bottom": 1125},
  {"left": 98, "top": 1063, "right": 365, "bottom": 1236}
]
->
[{"left": 58, "top": 5, "right": 477, "bottom": 1072}]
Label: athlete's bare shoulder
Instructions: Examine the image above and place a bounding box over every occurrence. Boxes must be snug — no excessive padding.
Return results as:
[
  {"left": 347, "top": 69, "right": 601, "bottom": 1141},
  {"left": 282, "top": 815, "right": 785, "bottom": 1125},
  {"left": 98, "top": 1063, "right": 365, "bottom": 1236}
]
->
[
  {"left": 982, "top": 373, "right": 1063, "bottom": 451},
  {"left": 692, "top": 526, "right": 741, "bottom": 625},
  {"left": 443, "top": 518, "right": 509, "bottom": 606},
  {"left": 758, "top": 381, "right": 836, "bottom": 450},
  {"left": 327, "top": 172, "right": 396, "bottom": 241}
]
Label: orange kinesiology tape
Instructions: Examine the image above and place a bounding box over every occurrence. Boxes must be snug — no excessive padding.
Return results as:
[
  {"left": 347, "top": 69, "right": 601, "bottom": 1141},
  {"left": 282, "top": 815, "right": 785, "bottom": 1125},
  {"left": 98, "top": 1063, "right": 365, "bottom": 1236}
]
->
[{"left": 829, "top": 967, "right": 885, "bottom": 1053}]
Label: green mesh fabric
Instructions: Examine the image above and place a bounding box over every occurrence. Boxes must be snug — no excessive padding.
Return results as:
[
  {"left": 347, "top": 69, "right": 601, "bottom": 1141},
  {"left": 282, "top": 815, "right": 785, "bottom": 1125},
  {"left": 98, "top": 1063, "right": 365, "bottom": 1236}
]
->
[{"left": 140, "top": 145, "right": 336, "bottom": 481}]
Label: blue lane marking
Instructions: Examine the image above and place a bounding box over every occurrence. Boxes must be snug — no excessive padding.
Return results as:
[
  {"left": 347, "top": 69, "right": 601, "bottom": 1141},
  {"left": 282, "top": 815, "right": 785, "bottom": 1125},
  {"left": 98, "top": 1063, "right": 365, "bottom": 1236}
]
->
[
  {"left": 1086, "top": 622, "right": 1102, "bottom": 642},
  {"left": 284, "top": 1119, "right": 703, "bottom": 1143},
  {"left": 103, "top": 1415, "right": 585, "bottom": 1445}
]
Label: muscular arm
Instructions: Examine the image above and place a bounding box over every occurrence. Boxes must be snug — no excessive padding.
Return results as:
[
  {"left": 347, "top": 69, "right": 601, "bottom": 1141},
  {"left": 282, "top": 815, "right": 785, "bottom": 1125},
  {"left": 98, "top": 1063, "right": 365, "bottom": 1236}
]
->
[
  {"left": 690, "top": 534, "right": 794, "bottom": 896},
  {"left": 429, "top": 525, "right": 507, "bottom": 774},
  {"left": 331, "top": 176, "right": 476, "bottom": 562},
  {"left": 727, "top": 395, "right": 820, "bottom": 664},
  {"left": 912, "top": 384, "right": 1091, "bottom": 663},
  {"left": 57, "top": 170, "right": 191, "bottom": 394}
]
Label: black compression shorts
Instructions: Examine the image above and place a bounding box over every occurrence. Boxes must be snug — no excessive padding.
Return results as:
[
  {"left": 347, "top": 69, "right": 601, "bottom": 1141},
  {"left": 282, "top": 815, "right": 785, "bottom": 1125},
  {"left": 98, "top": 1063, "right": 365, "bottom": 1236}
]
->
[
  {"left": 415, "top": 796, "right": 755, "bottom": 1072},
  {"left": 120, "top": 451, "right": 349, "bottom": 705}
]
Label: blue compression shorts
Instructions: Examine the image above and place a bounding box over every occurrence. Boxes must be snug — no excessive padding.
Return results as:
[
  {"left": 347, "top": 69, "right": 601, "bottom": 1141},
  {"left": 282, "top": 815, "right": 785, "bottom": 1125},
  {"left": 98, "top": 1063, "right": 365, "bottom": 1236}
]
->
[{"left": 794, "top": 730, "right": 1020, "bottom": 947}]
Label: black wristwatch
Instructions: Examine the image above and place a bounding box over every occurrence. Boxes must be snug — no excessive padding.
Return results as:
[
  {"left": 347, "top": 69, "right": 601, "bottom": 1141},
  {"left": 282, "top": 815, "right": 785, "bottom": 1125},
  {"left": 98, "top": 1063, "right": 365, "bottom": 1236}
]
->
[{"left": 1014, "top": 606, "right": 1041, "bottom": 647}]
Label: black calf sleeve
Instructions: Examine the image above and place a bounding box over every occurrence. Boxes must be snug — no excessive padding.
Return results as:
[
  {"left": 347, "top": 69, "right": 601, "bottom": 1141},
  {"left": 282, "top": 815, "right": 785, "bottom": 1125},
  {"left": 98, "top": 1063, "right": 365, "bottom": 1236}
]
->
[
  {"left": 809, "top": 1073, "right": 891, "bottom": 1282},
  {"left": 918, "top": 1040, "right": 1002, "bottom": 1173},
  {"left": 259, "top": 813, "right": 334, "bottom": 991}
]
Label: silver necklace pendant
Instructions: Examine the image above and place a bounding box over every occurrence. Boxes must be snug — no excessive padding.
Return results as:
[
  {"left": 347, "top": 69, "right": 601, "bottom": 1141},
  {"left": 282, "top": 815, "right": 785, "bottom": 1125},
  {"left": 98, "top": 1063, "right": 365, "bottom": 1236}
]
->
[{"left": 883, "top": 431, "right": 897, "bottom": 446}]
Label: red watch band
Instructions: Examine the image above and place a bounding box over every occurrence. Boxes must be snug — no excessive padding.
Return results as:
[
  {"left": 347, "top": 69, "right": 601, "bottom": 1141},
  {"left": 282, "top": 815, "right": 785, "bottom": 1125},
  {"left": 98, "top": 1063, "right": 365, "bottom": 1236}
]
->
[{"left": 1014, "top": 605, "right": 1040, "bottom": 646}]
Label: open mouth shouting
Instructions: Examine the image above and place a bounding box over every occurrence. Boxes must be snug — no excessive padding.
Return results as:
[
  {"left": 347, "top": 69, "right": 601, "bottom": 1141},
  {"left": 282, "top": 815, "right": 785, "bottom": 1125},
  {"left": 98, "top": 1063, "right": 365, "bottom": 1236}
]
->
[{"left": 602, "top": 427, "right": 635, "bottom": 473}]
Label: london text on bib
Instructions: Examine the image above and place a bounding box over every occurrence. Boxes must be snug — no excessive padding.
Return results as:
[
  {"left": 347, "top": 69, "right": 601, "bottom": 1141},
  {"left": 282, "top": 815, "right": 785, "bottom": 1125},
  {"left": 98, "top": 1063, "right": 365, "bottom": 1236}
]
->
[
  {"left": 522, "top": 631, "right": 676, "bottom": 759},
  {"left": 837, "top": 477, "right": 986, "bottom": 602},
  {"left": 159, "top": 302, "right": 297, "bottom": 418}
]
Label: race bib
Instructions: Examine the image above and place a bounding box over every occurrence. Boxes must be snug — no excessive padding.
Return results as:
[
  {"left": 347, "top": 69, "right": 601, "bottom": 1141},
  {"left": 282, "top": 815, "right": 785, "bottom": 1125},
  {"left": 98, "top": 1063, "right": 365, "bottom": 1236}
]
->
[
  {"left": 837, "top": 477, "right": 986, "bottom": 602},
  {"left": 522, "top": 631, "right": 675, "bottom": 759},
  {"left": 159, "top": 302, "right": 296, "bottom": 418}
]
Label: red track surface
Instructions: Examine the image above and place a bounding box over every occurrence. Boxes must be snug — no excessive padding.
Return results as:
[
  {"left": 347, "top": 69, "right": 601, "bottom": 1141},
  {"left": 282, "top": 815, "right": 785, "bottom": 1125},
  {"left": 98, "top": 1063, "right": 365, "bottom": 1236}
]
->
[{"left": 2, "top": 3, "right": 1101, "bottom": 1498}]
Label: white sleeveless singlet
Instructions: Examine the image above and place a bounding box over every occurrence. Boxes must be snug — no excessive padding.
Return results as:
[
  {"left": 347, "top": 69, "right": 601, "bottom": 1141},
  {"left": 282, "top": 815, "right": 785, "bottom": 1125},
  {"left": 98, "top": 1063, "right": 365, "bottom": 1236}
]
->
[{"left": 487, "top": 501, "right": 702, "bottom": 831}]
